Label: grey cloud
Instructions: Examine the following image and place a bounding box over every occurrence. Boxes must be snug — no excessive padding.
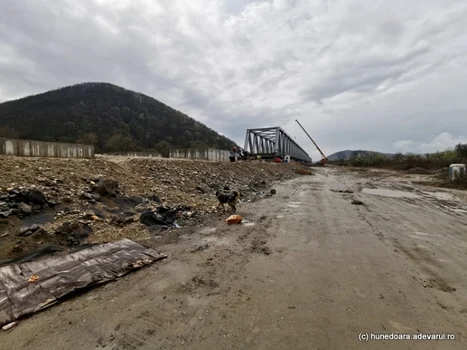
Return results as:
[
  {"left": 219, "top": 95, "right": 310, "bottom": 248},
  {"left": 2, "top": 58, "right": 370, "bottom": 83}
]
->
[{"left": 0, "top": 0, "right": 466, "bottom": 157}]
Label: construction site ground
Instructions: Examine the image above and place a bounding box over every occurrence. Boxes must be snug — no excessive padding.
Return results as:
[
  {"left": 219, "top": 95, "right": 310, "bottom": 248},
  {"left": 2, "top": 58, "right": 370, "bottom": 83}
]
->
[{"left": 1, "top": 160, "right": 467, "bottom": 349}]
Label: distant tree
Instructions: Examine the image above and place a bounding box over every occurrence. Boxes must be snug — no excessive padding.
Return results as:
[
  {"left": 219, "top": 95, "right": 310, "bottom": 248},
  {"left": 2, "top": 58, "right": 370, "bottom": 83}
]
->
[
  {"left": 155, "top": 141, "right": 170, "bottom": 157},
  {"left": 189, "top": 140, "right": 208, "bottom": 149},
  {"left": 104, "top": 134, "right": 134, "bottom": 152},
  {"left": 63, "top": 122, "right": 76, "bottom": 135},
  {"left": 455, "top": 143, "right": 467, "bottom": 158},
  {"left": 394, "top": 153, "right": 404, "bottom": 161},
  {"left": 0, "top": 126, "right": 19, "bottom": 138},
  {"left": 77, "top": 133, "right": 98, "bottom": 146},
  {"left": 185, "top": 130, "right": 194, "bottom": 143}
]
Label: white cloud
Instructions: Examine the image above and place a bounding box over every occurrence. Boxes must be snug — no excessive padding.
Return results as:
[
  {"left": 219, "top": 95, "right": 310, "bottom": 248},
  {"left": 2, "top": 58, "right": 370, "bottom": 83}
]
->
[
  {"left": 0, "top": 0, "right": 467, "bottom": 160},
  {"left": 393, "top": 132, "right": 467, "bottom": 154}
]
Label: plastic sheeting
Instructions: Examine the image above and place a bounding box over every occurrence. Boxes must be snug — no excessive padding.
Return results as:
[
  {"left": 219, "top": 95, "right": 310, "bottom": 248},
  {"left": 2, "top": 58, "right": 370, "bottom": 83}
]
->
[{"left": 0, "top": 239, "right": 166, "bottom": 326}]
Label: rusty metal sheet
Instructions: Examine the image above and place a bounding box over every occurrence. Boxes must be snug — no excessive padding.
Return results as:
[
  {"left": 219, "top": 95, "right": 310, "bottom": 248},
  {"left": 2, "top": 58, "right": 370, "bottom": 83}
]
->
[{"left": 0, "top": 239, "right": 166, "bottom": 326}]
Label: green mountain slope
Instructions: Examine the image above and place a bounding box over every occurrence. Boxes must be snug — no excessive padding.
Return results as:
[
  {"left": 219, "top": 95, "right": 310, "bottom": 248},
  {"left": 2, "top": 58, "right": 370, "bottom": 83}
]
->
[{"left": 0, "top": 82, "right": 235, "bottom": 154}]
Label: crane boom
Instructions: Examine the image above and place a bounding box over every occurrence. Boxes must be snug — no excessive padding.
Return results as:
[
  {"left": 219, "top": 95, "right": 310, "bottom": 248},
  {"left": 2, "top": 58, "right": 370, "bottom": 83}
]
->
[{"left": 295, "top": 119, "right": 328, "bottom": 164}]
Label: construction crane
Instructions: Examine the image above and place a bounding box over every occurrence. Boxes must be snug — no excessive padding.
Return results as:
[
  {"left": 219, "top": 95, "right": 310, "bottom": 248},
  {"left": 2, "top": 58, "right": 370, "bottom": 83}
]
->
[{"left": 295, "top": 119, "right": 328, "bottom": 165}]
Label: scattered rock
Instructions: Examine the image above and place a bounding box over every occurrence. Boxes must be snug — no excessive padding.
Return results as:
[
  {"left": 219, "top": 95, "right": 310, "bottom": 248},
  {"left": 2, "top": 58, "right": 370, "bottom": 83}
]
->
[
  {"left": 0, "top": 209, "right": 13, "bottom": 219},
  {"left": 80, "top": 192, "right": 101, "bottom": 201},
  {"left": 111, "top": 214, "right": 135, "bottom": 226},
  {"left": 31, "top": 227, "right": 48, "bottom": 237},
  {"left": 195, "top": 186, "right": 206, "bottom": 194},
  {"left": 81, "top": 211, "right": 97, "bottom": 221},
  {"left": 140, "top": 210, "right": 176, "bottom": 226},
  {"left": 19, "top": 202, "right": 32, "bottom": 215},
  {"left": 95, "top": 179, "right": 119, "bottom": 197},
  {"left": 54, "top": 222, "right": 92, "bottom": 247},
  {"left": 270, "top": 189, "right": 276, "bottom": 195},
  {"left": 17, "top": 226, "right": 32, "bottom": 236},
  {"left": 16, "top": 224, "right": 40, "bottom": 237},
  {"left": 147, "top": 195, "right": 162, "bottom": 204},
  {"left": 351, "top": 199, "right": 364, "bottom": 205},
  {"left": 29, "top": 190, "right": 47, "bottom": 204}
]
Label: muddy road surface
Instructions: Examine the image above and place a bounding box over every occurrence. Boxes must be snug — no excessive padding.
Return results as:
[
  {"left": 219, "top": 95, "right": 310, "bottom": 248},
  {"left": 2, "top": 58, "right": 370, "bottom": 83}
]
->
[{"left": 2, "top": 167, "right": 467, "bottom": 349}]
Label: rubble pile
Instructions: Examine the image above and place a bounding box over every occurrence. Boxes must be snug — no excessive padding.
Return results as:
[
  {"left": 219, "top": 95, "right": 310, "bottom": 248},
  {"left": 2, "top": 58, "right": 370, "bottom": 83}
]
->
[
  {"left": 124, "top": 158, "right": 302, "bottom": 211},
  {"left": 0, "top": 155, "right": 307, "bottom": 262},
  {"left": 0, "top": 188, "right": 57, "bottom": 219}
]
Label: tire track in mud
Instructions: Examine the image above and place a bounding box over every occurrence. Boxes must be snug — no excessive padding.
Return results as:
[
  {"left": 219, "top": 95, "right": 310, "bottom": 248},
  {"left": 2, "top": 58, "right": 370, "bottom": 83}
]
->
[{"left": 345, "top": 173, "right": 467, "bottom": 329}]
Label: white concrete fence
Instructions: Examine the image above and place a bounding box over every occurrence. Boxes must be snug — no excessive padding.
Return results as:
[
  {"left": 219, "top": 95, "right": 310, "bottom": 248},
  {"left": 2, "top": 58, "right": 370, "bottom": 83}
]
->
[
  {"left": 0, "top": 137, "right": 94, "bottom": 158},
  {"left": 104, "top": 151, "right": 162, "bottom": 158},
  {"left": 169, "top": 148, "right": 230, "bottom": 162}
]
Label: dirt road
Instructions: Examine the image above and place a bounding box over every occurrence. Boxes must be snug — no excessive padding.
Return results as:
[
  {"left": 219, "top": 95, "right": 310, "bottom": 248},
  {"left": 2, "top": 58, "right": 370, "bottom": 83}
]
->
[{"left": 2, "top": 167, "right": 467, "bottom": 349}]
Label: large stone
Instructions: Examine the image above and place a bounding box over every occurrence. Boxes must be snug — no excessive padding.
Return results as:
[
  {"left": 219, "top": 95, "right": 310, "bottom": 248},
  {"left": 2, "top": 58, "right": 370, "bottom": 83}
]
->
[
  {"left": 19, "top": 202, "right": 32, "bottom": 215},
  {"left": 17, "top": 225, "right": 39, "bottom": 237},
  {"left": 95, "top": 179, "right": 119, "bottom": 197},
  {"left": 80, "top": 192, "right": 101, "bottom": 201},
  {"left": 0, "top": 209, "right": 13, "bottom": 219},
  {"left": 29, "top": 190, "right": 47, "bottom": 204},
  {"left": 47, "top": 200, "right": 59, "bottom": 208}
]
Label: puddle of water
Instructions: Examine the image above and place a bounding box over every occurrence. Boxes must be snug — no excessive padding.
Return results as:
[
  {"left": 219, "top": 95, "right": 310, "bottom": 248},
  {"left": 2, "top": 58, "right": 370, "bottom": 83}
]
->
[
  {"left": 244, "top": 223, "right": 256, "bottom": 227},
  {"left": 362, "top": 188, "right": 420, "bottom": 199},
  {"left": 276, "top": 215, "right": 285, "bottom": 218},
  {"left": 287, "top": 204, "right": 300, "bottom": 208}
]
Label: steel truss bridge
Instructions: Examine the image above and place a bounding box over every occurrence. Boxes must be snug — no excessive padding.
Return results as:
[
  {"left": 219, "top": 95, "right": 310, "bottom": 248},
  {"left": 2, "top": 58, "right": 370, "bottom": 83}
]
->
[{"left": 244, "top": 127, "right": 312, "bottom": 163}]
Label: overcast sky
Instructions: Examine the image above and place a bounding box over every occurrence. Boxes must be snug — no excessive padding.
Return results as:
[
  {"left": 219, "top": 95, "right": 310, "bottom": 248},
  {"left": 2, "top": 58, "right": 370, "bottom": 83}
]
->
[{"left": 1, "top": 0, "right": 466, "bottom": 159}]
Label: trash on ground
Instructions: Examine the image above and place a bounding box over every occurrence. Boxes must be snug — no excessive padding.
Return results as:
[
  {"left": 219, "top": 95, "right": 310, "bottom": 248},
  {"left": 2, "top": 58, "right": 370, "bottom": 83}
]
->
[
  {"left": 140, "top": 210, "right": 176, "bottom": 226},
  {"left": 0, "top": 239, "right": 166, "bottom": 327},
  {"left": 27, "top": 275, "right": 39, "bottom": 283},
  {"left": 2, "top": 322, "right": 18, "bottom": 331},
  {"left": 225, "top": 215, "right": 243, "bottom": 224},
  {"left": 270, "top": 189, "right": 276, "bottom": 195}
]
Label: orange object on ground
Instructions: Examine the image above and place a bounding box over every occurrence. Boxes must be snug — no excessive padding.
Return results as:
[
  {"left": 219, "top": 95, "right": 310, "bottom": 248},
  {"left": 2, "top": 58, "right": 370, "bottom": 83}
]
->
[
  {"left": 225, "top": 215, "right": 243, "bottom": 224},
  {"left": 28, "top": 275, "right": 39, "bottom": 283}
]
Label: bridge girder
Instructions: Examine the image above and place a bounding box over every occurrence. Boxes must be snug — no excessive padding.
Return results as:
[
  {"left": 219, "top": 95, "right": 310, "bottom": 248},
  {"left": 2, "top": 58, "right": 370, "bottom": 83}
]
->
[{"left": 244, "top": 127, "right": 312, "bottom": 163}]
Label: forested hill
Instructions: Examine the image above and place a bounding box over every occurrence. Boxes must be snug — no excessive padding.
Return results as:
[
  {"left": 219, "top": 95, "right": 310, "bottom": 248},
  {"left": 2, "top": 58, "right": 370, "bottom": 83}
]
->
[{"left": 0, "top": 82, "right": 236, "bottom": 154}]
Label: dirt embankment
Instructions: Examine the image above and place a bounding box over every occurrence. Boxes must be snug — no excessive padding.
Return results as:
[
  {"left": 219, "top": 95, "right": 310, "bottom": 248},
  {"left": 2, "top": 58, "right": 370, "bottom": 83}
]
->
[{"left": 0, "top": 156, "right": 306, "bottom": 262}]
